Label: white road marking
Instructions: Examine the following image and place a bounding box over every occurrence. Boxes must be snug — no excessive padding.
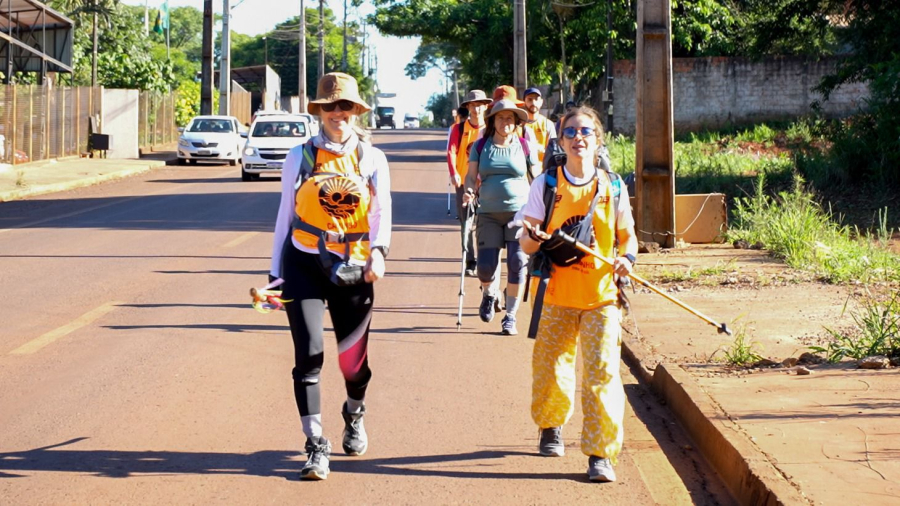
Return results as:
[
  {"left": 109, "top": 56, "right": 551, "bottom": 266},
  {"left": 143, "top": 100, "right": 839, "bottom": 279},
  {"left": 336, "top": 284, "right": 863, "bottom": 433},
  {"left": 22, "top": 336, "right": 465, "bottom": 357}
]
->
[{"left": 222, "top": 231, "right": 259, "bottom": 249}]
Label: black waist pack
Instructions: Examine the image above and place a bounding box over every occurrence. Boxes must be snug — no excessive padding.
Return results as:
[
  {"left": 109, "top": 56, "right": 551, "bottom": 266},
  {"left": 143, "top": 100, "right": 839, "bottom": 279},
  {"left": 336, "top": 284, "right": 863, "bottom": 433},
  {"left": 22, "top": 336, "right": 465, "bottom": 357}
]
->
[
  {"left": 540, "top": 185, "right": 604, "bottom": 267},
  {"left": 315, "top": 237, "right": 366, "bottom": 287},
  {"left": 321, "top": 258, "right": 366, "bottom": 287}
]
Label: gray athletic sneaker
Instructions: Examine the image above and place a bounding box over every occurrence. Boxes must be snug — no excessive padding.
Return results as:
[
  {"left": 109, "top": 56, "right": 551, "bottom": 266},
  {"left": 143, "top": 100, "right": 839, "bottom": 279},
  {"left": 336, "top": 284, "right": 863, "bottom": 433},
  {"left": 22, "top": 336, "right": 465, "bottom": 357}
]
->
[
  {"left": 301, "top": 436, "right": 331, "bottom": 480},
  {"left": 341, "top": 402, "right": 368, "bottom": 456},
  {"left": 501, "top": 314, "right": 518, "bottom": 335},
  {"left": 588, "top": 456, "right": 616, "bottom": 482},
  {"left": 538, "top": 427, "right": 564, "bottom": 457}
]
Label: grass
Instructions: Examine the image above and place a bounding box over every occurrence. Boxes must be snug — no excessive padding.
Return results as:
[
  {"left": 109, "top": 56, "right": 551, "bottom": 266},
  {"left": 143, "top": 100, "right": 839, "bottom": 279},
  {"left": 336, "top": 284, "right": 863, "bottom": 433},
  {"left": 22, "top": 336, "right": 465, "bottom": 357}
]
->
[
  {"left": 15, "top": 169, "right": 25, "bottom": 187},
  {"left": 651, "top": 261, "right": 734, "bottom": 284},
  {"left": 725, "top": 173, "right": 900, "bottom": 284},
  {"left": 710, "top": 316, "right": 764, "bottom": 367},
  {"left": 810, "top": 288, "right": 900, "bottom": 362}
]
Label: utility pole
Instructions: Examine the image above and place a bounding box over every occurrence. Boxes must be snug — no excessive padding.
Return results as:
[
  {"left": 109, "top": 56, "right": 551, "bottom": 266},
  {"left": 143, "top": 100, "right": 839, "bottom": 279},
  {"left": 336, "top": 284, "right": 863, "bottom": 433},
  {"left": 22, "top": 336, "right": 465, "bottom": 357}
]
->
[
  {"left": 513, "top": 0, "right": 527, "bottom": 95},
  {"left": 263, "top": 36, "right": 268, "bottom": 68},
  {"left": 318, "top": 0, "right": 325, "bottom": 80},
  {"left": 200, "top": 0, "right": 214, "bottom": 115},
  {"left": 341, "top": 0, "right": 348, "bottom": 71},
  {"left": 219, "top": 0, "right": 231, "bottom": 115},
  {"left": 635, "top": 0, "right": 676, "bottom": 248},
  {"left": 299, "top": 0, "right": 307, "bottom": 112}
]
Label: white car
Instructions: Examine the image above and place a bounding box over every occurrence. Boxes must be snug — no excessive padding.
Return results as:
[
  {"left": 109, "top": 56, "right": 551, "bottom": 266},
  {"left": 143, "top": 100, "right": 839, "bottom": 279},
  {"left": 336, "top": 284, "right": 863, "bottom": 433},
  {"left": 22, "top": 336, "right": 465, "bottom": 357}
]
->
[
  {"left": 294, "top": 113, "right": 320, "bottom": 136},
  {"left": 241, "top": 115, "right": 311, "bottom": 181},
  {"left": 177, "top": 115, "right": 243, "bottom": 165},
  {"left": 403, "top": 115, "right": 420, "bottom": 129}
]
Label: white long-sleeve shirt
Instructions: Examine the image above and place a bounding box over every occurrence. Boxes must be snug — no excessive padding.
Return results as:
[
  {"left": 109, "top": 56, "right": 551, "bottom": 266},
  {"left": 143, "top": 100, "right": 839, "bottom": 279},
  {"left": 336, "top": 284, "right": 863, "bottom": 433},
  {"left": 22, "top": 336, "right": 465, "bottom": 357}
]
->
[{"left": 270, "top": 135, "right": 392, "bottom": 277}]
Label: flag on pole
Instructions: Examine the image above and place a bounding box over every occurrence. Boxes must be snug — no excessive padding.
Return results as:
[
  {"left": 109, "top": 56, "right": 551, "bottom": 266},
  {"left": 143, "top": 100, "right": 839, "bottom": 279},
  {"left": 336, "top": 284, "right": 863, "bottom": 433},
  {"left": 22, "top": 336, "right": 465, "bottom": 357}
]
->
[
  {"left": 160, "top": 1, "right": 170, "bottom": 30},
  {"left": 153, "top": 10, "right": 162, "bottom": 34}
]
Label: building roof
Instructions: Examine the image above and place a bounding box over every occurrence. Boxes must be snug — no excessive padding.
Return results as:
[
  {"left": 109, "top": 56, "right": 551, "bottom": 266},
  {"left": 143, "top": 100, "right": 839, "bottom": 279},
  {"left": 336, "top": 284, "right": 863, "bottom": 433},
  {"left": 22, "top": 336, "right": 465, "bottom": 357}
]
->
[{"left": 0, "top": 0, "right": 74, "bottom": 74}]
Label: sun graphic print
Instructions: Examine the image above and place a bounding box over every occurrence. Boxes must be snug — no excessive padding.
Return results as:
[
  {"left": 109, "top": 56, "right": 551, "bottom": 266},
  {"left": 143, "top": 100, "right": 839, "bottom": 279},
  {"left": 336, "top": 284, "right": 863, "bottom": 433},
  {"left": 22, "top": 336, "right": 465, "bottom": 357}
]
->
[{"left": 318, "top": 176, "right": 362, "bottom": 219}]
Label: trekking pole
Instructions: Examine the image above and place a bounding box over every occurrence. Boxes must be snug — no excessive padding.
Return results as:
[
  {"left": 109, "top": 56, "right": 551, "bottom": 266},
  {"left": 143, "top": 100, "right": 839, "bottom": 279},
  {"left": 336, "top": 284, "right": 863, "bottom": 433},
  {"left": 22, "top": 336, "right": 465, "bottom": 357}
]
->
[
  {"left": 517, "top": 221, "right": 732, "bottom": 336},
  {"left": 456, "top": 203, "right": 474, "bottom": 330},
  {"left": 447, "top": 181, "right": 452, "bottom": 216}
]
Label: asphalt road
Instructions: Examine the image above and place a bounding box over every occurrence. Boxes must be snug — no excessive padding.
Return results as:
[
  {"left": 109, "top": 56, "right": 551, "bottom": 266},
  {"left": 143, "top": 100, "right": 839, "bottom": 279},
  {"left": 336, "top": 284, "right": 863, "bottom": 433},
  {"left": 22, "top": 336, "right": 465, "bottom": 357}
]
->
[{"left": 0, "top": 130, "right": 733, "bottom": 505}]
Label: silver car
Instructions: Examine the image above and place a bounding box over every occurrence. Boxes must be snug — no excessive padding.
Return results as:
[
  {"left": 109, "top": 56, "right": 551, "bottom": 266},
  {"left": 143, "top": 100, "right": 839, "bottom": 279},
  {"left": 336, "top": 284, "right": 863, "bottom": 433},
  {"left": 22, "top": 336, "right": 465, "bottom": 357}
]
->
[{"left": 177, "top": 116, "right": 244, "bottom": 165}]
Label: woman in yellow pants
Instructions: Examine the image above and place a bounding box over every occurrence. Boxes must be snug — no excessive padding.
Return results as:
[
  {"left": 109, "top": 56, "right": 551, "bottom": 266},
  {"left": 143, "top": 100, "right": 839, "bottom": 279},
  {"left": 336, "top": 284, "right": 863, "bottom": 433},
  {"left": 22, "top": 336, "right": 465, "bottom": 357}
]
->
[{"left": 518, "top": 106, "right": 638, "bottom": 482}]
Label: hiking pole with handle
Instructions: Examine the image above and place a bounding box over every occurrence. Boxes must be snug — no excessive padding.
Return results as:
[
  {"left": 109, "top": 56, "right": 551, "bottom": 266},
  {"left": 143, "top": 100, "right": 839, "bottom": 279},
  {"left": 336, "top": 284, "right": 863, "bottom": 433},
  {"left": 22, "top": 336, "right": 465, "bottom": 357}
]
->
[
  {"left": 447, "top": 181, "right": 452, "bottom": 216},
  {"left": 457, "top": 203, "right": 475, "bottom": 330},
  {"left": 517, "top": 220, "right": 732, "bottom": 336}
]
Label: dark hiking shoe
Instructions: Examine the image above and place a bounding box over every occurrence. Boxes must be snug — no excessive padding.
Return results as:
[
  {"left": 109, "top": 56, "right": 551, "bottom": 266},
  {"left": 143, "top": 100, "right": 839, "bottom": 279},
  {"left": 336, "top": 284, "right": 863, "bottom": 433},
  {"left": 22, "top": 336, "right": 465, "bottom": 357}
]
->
[
  {"left": 341, "top": 402, "right": 368, "bottom": 456},
  {"left": 300, "top": 436, "right": 331, "bottom": 480},
  {"left": 539, "top": 427, "right": 564, "bottom": 457},
  {"left": 480, "top": 293, "right": 498, "bottom": 323},
  {"left": 501, "top": 314, "right": 518, "bottom": 335},
  {"left": 588, "top": 456, "right": 616, "bottom": 482},
  {"left": 465, "top": 260, "right": 477, "bottom": 277}
]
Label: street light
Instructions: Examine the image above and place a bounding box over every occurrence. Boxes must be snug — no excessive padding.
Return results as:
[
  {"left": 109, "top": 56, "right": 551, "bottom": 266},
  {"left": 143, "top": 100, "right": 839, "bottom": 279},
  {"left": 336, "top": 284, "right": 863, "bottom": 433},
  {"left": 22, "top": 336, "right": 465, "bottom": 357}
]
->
[{"left": 262, "top": 36, "right": 268, "bottom": 68}]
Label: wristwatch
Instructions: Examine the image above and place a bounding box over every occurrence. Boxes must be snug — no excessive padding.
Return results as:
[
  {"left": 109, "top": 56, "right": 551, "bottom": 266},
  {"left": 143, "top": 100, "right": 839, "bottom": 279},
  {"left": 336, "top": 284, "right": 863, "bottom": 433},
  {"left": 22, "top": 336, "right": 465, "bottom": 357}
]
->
[
  {"left": 624, "top": 253, "right": 637, "bottom": 265},
  {"left": 372, "top": 245, "right": 389, "bottom": 258}
]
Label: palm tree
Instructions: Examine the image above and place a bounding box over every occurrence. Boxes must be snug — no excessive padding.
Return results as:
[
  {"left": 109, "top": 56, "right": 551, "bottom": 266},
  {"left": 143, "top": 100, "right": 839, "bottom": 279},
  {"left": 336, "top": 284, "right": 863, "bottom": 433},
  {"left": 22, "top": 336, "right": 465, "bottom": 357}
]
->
[{"left": 53, "top": 0, "right": 119, "bottom": 86}]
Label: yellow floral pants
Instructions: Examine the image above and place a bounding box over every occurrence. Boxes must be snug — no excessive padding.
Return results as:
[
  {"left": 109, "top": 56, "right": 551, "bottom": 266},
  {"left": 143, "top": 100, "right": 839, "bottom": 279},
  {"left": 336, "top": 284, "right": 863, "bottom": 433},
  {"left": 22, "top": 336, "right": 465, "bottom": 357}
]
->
[{"left": 531, "top": 303, "right": 625, "bottom": 462}]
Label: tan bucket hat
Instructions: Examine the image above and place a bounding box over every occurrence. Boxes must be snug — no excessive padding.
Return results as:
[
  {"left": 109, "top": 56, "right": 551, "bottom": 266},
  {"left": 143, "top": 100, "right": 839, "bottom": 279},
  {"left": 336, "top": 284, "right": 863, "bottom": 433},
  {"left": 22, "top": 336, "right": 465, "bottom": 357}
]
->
[
  {"left": 308, "top": 72, "right": 372, "bottom": 115},
  {"left": 460, "top": 89, "right": 492, "bottom": 107},
  {"left": 485, "top": 99, "right": 528, "bottom": 122}
]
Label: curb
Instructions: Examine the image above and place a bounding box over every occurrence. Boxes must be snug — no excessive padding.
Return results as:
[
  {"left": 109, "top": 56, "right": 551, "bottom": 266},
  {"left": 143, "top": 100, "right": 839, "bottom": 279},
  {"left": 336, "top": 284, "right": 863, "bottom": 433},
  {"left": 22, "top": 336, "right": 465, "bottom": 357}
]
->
[
  {"left": 621, "top": 335, "right": 808, "bottom": 506},
  {"left": 0, "top": 161, "right": 165, "bottom": 203}
]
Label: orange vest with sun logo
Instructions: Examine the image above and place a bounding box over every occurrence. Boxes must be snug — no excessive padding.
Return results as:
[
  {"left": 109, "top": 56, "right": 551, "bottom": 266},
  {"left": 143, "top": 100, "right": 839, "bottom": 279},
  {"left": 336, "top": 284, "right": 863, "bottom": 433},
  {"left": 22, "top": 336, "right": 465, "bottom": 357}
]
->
[
  {"left": 293, "top": 148, "right": 371, "bottom": 262},
  {"left": 455, "top": 120, "right": 481, "bottom": 181},
  {"left": 543, "top": 174, "right": 618, "bottom": 309}
]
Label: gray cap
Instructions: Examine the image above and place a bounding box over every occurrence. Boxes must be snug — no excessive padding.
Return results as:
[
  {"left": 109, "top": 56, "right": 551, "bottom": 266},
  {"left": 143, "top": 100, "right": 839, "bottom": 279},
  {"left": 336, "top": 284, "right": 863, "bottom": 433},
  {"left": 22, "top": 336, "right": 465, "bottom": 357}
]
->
[{"left": 460, "top": 89, "right": 492, "bottom": 107}]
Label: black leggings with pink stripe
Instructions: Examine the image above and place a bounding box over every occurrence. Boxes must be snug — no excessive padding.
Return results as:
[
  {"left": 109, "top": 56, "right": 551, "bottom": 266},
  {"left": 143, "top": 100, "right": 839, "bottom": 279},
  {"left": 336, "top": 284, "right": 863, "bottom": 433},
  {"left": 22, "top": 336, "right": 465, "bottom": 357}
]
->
[{"left": 281, "top": 245, "right": 373, "bottom": 417}]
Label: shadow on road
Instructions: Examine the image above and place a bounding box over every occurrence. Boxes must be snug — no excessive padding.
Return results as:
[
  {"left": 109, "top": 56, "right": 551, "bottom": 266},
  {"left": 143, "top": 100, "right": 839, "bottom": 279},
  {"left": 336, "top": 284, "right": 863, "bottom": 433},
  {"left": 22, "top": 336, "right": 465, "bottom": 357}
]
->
[
  {"left": 0, "top": 438, "right": 583, "bottom": 482},
  {"left": 105, "top": 323, "right": 288, "bottom": 333}
]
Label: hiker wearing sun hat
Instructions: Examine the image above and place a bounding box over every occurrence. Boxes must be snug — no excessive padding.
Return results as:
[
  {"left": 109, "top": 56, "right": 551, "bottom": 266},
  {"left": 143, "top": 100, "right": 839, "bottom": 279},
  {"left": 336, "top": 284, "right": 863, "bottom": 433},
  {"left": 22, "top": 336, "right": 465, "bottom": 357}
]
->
[
  {"left": 522, "top": 87, "right": 557, "bottom": 163},
  {"left": 461, "top": 98, "right": 537, "bottom": 335},
  {"left": 447, "top": 89, "right": 492, "bottom": 276},
  {"left": 270, "top": 71, "right": 392, "bottom": 481}
]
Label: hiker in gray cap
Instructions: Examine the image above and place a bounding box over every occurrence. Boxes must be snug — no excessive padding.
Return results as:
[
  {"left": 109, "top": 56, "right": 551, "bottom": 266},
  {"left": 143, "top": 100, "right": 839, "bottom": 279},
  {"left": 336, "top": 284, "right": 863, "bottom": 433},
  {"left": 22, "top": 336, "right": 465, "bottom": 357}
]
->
[
  {"left": 462, "top": 99, "right": 537, "bottom": 335},
  {"left": 447, "top": 89, "right": 492, "bottom": 276}
]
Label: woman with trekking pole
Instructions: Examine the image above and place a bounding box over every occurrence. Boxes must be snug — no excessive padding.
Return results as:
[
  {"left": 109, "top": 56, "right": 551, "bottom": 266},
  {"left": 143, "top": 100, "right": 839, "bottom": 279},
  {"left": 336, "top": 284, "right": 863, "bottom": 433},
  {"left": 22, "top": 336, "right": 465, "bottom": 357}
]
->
[
  {"left": 269, "top": 72, "right": 392, "bottom": 481},
  {"left": 462, "top": 98, "right": 536, "bottom": 335},
  {"left": 517, "top": 106, "right": 637, "bottom": 482}
]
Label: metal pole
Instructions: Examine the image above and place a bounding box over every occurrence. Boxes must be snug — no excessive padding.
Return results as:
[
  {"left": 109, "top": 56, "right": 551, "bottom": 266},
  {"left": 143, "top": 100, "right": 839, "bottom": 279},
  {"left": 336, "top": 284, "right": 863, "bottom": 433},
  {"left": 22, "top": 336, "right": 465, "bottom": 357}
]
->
[
  {"left": 200, "top": 0, "right": 214, "bottom": 115},
  {"left": 513, "top": 0, "right": 527, "bottom": 95},
  {"left": 219, "top": 0, "right": 231, "bottom": 115},
  {"left": 341, "top": 0, "right": 348, "bottom": 71},
  {"left": 299, "top": 0, "right": 307, "bottom": 112},
  {"left": 91, "top": 10, "right": 98, "bottom": 87},
  {"left": 318, "top": 0, "right": 325, "bottom": 80},
  {"left": 605, "top": 0, "right": 614, "bottom": 133}
]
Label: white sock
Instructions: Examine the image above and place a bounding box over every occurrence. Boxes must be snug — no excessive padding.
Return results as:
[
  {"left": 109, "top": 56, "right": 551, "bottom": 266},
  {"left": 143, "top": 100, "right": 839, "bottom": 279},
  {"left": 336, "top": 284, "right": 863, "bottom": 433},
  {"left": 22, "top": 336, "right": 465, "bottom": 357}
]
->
[
  {"left": 346, "top": 397, "right": 365, "bottom": 414},
  {"left": 506, "top": 295, "right": 520, "bottom": 317},
  {"left": 301, "top": 414, "right": 323, "bottom": 439}
]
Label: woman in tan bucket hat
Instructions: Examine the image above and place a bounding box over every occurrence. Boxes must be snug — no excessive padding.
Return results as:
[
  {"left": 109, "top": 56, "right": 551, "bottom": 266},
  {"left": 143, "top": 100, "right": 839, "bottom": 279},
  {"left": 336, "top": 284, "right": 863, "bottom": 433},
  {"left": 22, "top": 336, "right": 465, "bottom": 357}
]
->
[
  {"left": 270, "top": 72, "right": 392, "bottom": 480},
  {"left": 462, "top": 98, "right": 536, "bottom": 336}
]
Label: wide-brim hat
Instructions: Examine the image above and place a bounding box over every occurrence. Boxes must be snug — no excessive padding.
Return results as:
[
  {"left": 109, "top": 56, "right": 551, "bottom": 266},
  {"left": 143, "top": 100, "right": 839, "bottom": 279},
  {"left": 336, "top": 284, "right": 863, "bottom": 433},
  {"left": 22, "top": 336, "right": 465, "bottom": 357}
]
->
[
  {"left": 485, "top": 99, "right": 528, "bottom": 122},
  {"left": 308, "top": 72, "right": 372, "bottom": 116},
  {"left": 491, "top": 85, "right": 525, "bottom": 107},
  {"left": 460, "top": 89, "right": 492, "bottom": 107}
]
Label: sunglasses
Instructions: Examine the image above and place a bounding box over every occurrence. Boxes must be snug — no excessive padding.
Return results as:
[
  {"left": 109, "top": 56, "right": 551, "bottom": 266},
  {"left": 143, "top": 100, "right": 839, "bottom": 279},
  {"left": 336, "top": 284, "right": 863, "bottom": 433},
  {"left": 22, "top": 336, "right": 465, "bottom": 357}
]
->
[
  {"left": 561, "top": 126, "right": 595, "bottom": 139},
  {"left": 320, "top": 100, "right": 356, "bottom": 112}
]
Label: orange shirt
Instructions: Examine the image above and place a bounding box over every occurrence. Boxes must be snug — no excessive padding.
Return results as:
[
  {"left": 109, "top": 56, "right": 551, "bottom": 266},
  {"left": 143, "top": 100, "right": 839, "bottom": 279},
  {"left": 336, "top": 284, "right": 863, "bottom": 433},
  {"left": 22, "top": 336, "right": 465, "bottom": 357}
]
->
[
  {"left": 454, "top": 121, "right": 482, "bottom": 181},
  {"left": 293, "top": 149, "right": 370, "bottom": 262},
  {"left": 544, "top": 175, "right": 618, "bottom": 309}
]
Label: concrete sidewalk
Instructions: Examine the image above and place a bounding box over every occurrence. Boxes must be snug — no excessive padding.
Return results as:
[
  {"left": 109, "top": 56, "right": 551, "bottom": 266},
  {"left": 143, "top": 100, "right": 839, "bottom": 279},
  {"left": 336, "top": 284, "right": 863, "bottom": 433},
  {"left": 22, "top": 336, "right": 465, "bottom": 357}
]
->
[
  {"left": 0, "top": 152, "right": 175, "bottom": 203},
  {"left": 622, "top": 245, "right": 900, "bottom": 505}
]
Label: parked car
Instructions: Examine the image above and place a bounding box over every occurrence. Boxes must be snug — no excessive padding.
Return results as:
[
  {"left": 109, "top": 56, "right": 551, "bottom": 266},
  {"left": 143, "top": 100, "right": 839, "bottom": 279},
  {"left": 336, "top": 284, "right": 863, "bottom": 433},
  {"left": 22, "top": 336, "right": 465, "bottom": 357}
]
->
[
  {"left": 295, "top": 113, "right": 320, "bottom": 136},
  {"left": 177, "top": 115, "right": 243, "bottom": 165},
  {"left": 403, "top": 114, "right": 420, "bottom": 129},
  {"left": 241, "top": 115, "right": 311, "bottom": 181},
  {"left": 375, "top": 106, "right": 396, "bottom": 129}
]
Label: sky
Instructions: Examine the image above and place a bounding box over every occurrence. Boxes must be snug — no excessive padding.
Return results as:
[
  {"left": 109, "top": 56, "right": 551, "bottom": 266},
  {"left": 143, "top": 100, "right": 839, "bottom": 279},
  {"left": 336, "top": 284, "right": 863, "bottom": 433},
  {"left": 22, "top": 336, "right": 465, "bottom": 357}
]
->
[{"left": 122, "top": 0, "right": 445, "bottom": 121}]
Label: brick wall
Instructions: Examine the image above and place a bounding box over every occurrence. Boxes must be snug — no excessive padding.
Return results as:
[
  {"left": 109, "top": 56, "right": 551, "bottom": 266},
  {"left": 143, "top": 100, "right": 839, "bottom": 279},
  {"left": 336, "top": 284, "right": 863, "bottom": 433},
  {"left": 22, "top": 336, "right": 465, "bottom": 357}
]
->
[{"left": 611, "top": 56, "right": 869, "bottom": 135}]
